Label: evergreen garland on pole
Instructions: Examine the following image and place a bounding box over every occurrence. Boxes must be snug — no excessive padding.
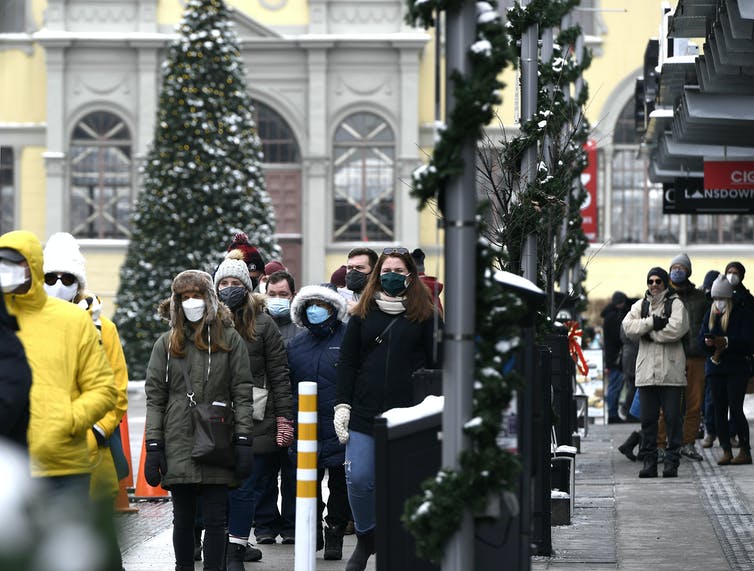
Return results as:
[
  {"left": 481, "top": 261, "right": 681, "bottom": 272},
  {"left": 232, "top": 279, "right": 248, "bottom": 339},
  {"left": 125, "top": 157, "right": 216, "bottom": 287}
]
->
[
  {"left": 114, "top": 0, "right": 278, "bottom": 379},
  {"left": 401, "top": 0, "right": 592, "bottom": 559}
]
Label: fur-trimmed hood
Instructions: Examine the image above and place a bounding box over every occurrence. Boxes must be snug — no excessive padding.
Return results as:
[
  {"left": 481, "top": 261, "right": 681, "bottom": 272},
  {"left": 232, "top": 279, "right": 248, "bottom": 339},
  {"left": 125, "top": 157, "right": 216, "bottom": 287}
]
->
[{"left": 290, "top": 284, "right": 347, "bottom": 327}]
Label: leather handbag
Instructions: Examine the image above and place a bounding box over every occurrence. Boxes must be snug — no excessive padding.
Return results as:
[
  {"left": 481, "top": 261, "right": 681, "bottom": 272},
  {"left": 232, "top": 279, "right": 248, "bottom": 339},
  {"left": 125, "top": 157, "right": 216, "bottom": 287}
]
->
[{"left": 178, "top": 359, "right": 235, "bottom": 467}]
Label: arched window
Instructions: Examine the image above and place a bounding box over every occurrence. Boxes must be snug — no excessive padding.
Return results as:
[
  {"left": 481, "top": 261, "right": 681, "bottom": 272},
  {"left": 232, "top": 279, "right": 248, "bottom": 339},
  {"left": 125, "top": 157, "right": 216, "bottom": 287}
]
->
[
  {"left": 252, "top": 100, "right": 300, "bottom": 164},
  {"left": 611, "top": 99, "right": 680, "bottom": 243},
  {"left": 69, "top": 111, "right": 133, "bottom": 239},
  {"left": 332, "top": 112, "right": 395, "bottom": 242}
]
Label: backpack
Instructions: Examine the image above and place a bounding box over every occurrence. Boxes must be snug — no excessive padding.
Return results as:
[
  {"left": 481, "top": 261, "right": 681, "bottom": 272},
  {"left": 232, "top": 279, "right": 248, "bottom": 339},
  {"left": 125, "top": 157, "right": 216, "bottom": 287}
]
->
[{"left": 641, "top": 293, "right": 690, "bottom": 354}]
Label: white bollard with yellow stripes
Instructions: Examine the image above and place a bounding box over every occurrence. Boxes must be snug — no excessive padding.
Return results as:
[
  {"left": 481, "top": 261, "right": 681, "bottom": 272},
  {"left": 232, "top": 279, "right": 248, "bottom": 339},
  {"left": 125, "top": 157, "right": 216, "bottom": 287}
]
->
[{"left": 295, "top": 381, "right": 318, "bottom": 571}]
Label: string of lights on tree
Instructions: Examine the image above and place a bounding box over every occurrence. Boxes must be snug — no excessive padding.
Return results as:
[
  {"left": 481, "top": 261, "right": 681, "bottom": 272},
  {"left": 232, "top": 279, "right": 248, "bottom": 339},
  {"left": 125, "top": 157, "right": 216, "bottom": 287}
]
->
[
  {"left": 401, "top": 0, "right": 591, "bottom": 560},
  {"left": 114, "top": 0, "right": 279, "bottom": 379}
]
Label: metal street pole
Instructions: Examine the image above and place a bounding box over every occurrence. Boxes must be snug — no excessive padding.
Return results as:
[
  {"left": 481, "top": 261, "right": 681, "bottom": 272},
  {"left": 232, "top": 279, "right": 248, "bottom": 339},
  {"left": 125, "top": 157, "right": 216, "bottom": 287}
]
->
[
  {"left": 442, "top": 0, "right": 476, "bottom": 569},
  {"left": 520, "top": 1, "right": 538, "bottom": 282}
]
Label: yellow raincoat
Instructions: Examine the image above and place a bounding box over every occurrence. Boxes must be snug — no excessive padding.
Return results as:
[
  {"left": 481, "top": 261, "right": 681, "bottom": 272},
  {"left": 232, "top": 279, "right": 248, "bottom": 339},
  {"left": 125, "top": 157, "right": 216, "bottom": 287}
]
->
[
  {"left": 0, "top": 231, "right": 117, "bottom": 477},
  {"left": 81, "top": 296, "right": 129, "bottom": 499}
]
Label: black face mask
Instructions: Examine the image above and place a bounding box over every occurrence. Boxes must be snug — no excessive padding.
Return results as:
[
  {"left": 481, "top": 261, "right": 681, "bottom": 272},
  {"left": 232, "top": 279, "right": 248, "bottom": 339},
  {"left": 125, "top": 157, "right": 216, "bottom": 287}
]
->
[
  {"left": 346, "top": 269, "right": 369, "bottom": 293},
  {"left": 218, "top": 286, "right": 247, "bottom": 310}
]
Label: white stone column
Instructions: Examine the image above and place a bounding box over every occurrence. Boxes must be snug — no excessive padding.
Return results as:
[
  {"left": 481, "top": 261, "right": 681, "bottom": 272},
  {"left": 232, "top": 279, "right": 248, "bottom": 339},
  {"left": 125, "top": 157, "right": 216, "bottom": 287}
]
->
[
  {"left": 44, "top": 45, "right": 69, "bottom": 237},
  {"left": 301, "top": 47, "right": 329, "bottom": 284},
  {"left": 397, "top": 46, "right": 423, "bottom": 247}
]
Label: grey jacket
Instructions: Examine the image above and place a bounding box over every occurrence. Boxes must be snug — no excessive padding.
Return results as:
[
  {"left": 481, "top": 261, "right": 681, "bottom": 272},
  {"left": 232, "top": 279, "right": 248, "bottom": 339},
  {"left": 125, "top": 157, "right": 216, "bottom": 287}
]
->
[{"left": 622, "top": 290, "right": 689, "bottom": 387}]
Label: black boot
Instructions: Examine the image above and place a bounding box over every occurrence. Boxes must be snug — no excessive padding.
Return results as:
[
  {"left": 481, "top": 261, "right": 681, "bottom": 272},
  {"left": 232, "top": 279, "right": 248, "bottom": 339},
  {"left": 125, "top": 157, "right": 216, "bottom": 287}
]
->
[
  {"left": 226, "top": 541, "right": 246, "bottom": 571},
  {"left": 345, "top": 529, "right": 375, "bottom": 571},
  {"left": 243, "top": 543, "right": 262, "bottom": 562},
  {"left": 324, "top": 524, "right": 345, "bottom": 561},
  {"left": 175, "top": 566, "right": 194, "bottom": 571},
  {"left": 316, "top": 523, "right": 324, "bottom": 551},
  {"left": 638, "top": 454, "right": 658, "bottom": 478},
  {"left": 618, "top": 431, "right": 641, "bottom": 462}
]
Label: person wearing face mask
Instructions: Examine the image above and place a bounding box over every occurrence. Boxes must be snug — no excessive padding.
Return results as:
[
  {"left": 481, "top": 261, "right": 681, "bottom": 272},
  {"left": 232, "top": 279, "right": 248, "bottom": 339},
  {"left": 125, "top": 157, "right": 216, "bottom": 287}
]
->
[
  {"left": 699, "top": 275, "right": 754, "bottom": 466},
  {"left": 42, "top": 231, "right": 130, "bottom": 568},
  {"left": 653, "top": 253, "right": 710, "bottom": 463},
  {"left": 622, "top": 267, "right": 689, "bottom": 479},
  {"left": 212, "top": 252, "right": 294, "bottom": 566},
  {"left": 287, "top": 284, "right": 351, "bottom": 560},
  {"left": 335, "top": 247, "right": 442, "bottom": 571},
  {"left": 266, "top": 270, "right": 302, "bottom": 343},
  {"left": 724, "top": 261, "right": 754, "bottom": 313},
  {"left": 0, "top": 231, "right": 117, "bottom": 494},
  {"left": 145, "top": 269, "right": 254, "bottom": 571},
  {"left": 344, "top": 247, "right": 378, "bottom": 312}
]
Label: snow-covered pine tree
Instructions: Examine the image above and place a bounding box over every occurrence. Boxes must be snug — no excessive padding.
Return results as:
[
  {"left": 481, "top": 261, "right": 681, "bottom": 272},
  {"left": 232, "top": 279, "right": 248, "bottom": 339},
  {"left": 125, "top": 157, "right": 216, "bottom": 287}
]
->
[{"left": 114, "top": 0, "right": 278, "bottom": 379}]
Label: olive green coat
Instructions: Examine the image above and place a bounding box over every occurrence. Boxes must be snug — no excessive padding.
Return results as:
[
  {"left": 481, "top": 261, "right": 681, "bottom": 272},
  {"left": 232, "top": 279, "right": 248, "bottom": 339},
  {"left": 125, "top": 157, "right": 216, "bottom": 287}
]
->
[{"left": 145, "top": 319, "right": 253, "bottom": 488}]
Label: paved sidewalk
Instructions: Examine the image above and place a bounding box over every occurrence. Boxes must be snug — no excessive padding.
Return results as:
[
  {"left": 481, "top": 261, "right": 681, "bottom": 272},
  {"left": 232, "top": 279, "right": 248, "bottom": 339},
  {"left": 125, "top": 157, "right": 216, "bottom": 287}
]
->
[{"left": 533, "top": 421, "right": 754, "bottom": 570}]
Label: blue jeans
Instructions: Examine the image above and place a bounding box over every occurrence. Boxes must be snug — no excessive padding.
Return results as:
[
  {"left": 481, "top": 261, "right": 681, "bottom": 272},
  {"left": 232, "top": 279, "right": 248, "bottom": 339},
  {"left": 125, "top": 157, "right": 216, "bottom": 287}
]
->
[
  {"left": 345, "top": 430, "right": 376, "bottom": 535},
  {"left": 606, "top": 369, "right": 624, "bottom": 419},
  {"left": 251, "top": 450, "right": 296, "bottom": 540}
]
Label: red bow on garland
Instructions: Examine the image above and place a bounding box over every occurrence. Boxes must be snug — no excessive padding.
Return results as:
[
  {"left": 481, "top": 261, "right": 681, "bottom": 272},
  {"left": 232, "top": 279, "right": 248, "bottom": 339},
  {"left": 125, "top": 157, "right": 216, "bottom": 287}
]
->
[{"left": 564, "top": 320, "right": 589, "bottom": 376}]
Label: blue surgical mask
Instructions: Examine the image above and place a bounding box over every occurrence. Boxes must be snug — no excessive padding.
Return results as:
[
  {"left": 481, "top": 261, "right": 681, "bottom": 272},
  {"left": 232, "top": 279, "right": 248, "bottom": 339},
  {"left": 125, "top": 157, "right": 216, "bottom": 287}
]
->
[
  {"left": 669, "top": 268, "right": 687, "bottom": 284},
  {"left": 267, "top": 297, "right": 291, "bottom": 317},
  {"left": 306, "top": 305, "right": 330, "bottom": 324}
]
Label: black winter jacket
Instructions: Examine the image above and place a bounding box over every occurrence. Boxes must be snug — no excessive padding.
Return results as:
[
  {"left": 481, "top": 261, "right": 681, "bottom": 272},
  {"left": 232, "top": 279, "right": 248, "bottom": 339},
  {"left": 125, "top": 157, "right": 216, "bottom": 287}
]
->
[
  {"left": 0, "top": 293, "right": 31, "bottom": 446},
  {"left": 336, "top": 308, "right": 440, "bottom": 435},
  {"left": 699, "top": 305, "right": 754, "bottom": 377}
]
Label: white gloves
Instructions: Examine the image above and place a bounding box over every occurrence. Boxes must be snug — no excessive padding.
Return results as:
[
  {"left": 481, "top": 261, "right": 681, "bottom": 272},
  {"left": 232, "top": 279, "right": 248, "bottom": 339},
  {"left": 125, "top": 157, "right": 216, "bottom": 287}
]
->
[{"left": 333, "top": 404, "right": 351, "bottom": 444}]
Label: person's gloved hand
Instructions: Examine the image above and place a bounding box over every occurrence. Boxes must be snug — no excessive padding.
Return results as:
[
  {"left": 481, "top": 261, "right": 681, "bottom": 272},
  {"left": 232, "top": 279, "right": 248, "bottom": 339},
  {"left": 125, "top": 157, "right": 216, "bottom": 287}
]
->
[
  {"left": 276, "top": 417, "right": 295, "bottom": 447},
  {"left": 92, "top": 426, "right": 107, "bottom": 447},
  {"left": 334, "top": 404, "right": 351, "bottom": 445},
  {"left": 144, "top": 440, "right": 167, "bottom": 487},
  {"left": 234, "top": 434, "right": 253, "bottom": 480},
  {"left": 652, "top": 315, "right": 669, "bottom": 331}
]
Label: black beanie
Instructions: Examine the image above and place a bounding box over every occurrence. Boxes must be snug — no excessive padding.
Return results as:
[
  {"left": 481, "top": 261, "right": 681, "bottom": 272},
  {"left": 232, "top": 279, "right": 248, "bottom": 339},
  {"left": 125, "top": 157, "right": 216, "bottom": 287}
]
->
[
  {"left": 647, "top": 267, "right": 670, "bottom": 289},
  {"left": 611, "top": 291, "right": 628, "bottom": 305},
  {"left": 725, "top": 261, "right": 746, "bottom": 281}
]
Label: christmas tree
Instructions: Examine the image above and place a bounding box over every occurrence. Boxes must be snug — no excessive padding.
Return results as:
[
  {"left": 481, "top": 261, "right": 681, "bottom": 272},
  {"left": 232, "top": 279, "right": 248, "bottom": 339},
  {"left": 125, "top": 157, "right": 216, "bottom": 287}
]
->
[{"left": 114, "top": 0, "right": 278, "bottom": 379}]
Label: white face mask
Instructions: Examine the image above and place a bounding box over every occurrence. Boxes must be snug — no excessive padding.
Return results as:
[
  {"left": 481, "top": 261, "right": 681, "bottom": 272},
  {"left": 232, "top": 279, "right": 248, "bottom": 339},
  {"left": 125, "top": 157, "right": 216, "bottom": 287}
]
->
[
  {"left": 182, "top": 298, "right": 206, "bottom": 322},
  {"left": 715, "top": 300, "right": 728, "bottom": 312},
  {"left": 44, "top": 281, "right": 79, "bottom": 301},
  {"left": 0, "top": 261, "right": 28, "bottom": 293},
  {"left": 726, "top": 273, "right": 740, "bottom": 287}
]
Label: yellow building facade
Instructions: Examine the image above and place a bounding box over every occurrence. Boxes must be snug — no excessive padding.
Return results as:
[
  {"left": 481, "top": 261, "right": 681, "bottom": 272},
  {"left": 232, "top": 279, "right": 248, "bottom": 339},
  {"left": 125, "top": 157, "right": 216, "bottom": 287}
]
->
[{"left": 1, "top": 0, "right": 750, "bottom": 317}]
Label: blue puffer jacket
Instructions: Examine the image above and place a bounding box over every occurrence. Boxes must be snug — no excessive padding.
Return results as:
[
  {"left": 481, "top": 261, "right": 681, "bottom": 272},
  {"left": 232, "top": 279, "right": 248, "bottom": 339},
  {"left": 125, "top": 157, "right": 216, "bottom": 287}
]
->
[{"left": 287, "top": 285, "right": 348, "bottom": 467}]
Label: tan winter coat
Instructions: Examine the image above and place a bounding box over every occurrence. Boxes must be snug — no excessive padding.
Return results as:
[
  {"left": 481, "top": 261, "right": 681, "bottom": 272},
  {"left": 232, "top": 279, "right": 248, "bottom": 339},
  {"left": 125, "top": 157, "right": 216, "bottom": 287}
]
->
[{"left": 622, "top": 290, "right": 689, "bottom": 387}]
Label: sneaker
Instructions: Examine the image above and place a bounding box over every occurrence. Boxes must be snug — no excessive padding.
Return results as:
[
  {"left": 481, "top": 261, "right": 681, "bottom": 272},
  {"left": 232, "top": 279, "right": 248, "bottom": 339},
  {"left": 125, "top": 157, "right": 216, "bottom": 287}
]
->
[
  {"left": 256, "top": 535, "right": 276, "bottom": 545},
  {"left": 681, "top": 443, "right": 703, "bottom": 461},
  {"left": 281, "top": 535, "right": 295, "bottom": 545},
  {"left": 702, "top": 434, "right": 716, "bottom": 448}
]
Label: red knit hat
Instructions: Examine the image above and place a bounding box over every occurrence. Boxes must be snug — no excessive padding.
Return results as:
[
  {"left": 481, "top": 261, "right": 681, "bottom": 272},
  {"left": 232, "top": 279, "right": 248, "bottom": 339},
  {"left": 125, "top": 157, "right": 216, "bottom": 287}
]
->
[
  {"left": 330, "top": 265, "right": 347, "bottom": 287},
  {"left": 227, "top": 232, "right": 265, "bottom": 273},
  {"left": 264, "top": 260, "right": 286, "bottom": 276}
]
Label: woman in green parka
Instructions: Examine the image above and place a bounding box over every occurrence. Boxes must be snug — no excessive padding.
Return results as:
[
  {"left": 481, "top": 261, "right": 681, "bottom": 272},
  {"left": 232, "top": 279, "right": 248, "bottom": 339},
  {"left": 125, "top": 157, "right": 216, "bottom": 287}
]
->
[{"left": 144, "top": 270, "right": 254, "bottom": 571}]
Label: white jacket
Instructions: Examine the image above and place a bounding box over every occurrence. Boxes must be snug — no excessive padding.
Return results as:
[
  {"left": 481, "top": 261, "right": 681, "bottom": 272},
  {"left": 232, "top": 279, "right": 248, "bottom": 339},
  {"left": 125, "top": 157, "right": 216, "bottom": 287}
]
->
[{"left": 622, "top": 290, "right": 689, "bottom": 387}]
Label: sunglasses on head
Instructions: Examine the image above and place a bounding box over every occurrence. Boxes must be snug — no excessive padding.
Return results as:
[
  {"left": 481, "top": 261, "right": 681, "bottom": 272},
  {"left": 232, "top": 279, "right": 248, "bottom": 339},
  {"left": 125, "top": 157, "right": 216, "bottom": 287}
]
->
[
  {"left": 382, "top": 247, "right": 409, "bottom": 255},
  {"left": 647, "top": 278, "right": 663, "bottom": 285},
  {"left": 44, "top": 272, "right": 77, "bottom": 286}
]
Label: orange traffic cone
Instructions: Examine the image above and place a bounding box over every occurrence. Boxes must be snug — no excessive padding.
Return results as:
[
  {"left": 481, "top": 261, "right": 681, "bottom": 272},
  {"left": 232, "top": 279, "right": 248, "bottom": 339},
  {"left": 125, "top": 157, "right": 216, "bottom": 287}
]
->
[
  {"left": 133, "top": 428, "right": 170, "bottom": 501},
  {"left": 119, "top": 413, "right": 135, "bottom": 488}
]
